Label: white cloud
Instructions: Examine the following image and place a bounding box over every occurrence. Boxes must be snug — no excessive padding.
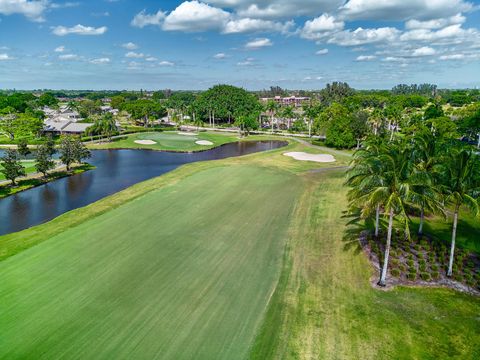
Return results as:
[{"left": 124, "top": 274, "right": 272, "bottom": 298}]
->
[
  {"left": 405, "top": 14, "right": 466, "bottom": 30},
  {"left": 237, "top": 57, "right": 255, "bottom": 66},
  {"left": 301, "top": 14, "right": 344, "bottom": 40},
  {"left": 327, "top": 27, "right": 400, "bottom": 46},
  {"left": 163, "top": 1, "right": 230, "bottom": 32},
  {"left": 340, "top": 0, "right": 473, "bottom": 21},
  {"left": 159, "top": 60, "right": 175, "bottom": 66},
  {"left": 356, "top": 55, "right": 376, "bottom": 61},
  {"left": 411, "top": 46, "right": 436, "bottom": 56},
  {"left": 382, "top": 56, "right": 404, "bottom": 62},
  {"left": 439, "top": 54, "right": 465, "bottom": 60},
  {"left": 125, "top": 51, "right": 144, "bottom": 58},
  {"left": 316, "top": 48, "right": 329, "bottom": 55},
  {"left": 52, "top": 24, "right": 107, "bottom": 36},
  {"left": 54, "top": 45, "right": 65, "bottom": 52},
  {"left": 0, "top": 53, "right": 13, "bottom": 60},
  {"left": 400, "top": 24, "right": 474, "bottom": 43},
  {"left": 59, "top": 53, "right": 79, "bottom": 60},
  {"left": 131, "top": 9, "right": 166, "bottom": 28},
  {"left": 214, "top": 52, "right": 227, "bottom": 59},
  {"left": 222, "top": 18, "right": 293, "bottom": 34},
  {"left": 90, "top": 57, "right": 110, "bottom": 64},
  {"left": 121, "top": 42, "right": 138, "bottom": 50},
  {"left": 245, "top": 37, "right": 272, "bottom": 49},
  {"left": 0, "top": 0, "right": 48, "bottom": 22},
  {"left": 207, "top": 0, "right": 343, "bottom": 19},
  {"left": 145, "top": 56, "right": 157, "bottom": 61}
]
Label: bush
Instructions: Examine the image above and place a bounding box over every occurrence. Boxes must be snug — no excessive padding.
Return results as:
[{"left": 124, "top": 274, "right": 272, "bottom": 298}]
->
[
  {"left": 398, "top": 264, "right": 407, "bottom": 272},
  {"left": 466, "top": 261, "right": 475, "bottom": 269},
  {"left": 391, "top": 268, "right": 401, "bottom": 277},
  {"left": 454, "top": 274, "right": 463, "bottom": 282},
  {"left": 466, "top": 279, "right": 476, "bottom": 287},
  {"left": 419, "top": 264, "right": 427, "bottom": 272},
  {"left": 431, "top": 271, "right": 440, "bottom": 280},
  {"left": 407, "top": 272, "right": 416, "bottom": 281},
  {"left": 420, "top": 272, "right": 431, "bottom": 281},
  {"left": 407, "top": 259, "right": 414, "bottom": 267},
  {"left": 408, "top": 253, "right": 414, "bottom": 261},
  {"left": 464, "top": 273, "right": 473, "bottom": 282},
  {"left": 390, "top": 258, "right": 400, "bottom": 266},
  {"left": 418, "top": 259, "right": 426, "bottom": 266},
  {"left": 431, "top": 264, "right": 439, "bottom": 272}
]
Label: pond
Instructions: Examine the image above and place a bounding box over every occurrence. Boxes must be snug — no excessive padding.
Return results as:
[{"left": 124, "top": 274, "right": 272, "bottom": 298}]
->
[{"left": 0, "top": 141, "right": 287, "bottom": 235}]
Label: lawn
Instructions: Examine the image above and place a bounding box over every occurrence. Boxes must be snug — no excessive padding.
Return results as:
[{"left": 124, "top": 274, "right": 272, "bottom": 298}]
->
[
  {"left": 88, "top": 131, "right": 241, "bottom": 151},
  {"left": 0, "top": 163, "right": 301, "bottom": 359},
  {"left": 0, "top": 160, "right": 37, "bottom": 181},
  {"left": 0, "top": 143, "right": 478, "bottom": 359}
]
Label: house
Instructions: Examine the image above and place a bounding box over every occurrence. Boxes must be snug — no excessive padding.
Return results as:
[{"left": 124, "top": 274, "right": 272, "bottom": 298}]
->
[
  {"left": 43, "top": 106, "right": 92, "bottom": 135},
  {"left": 260, "top": 96, "right": 310, "bottom": 107}
]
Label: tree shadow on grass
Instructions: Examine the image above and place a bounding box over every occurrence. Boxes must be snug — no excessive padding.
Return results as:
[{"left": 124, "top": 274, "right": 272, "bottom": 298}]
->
[{"left": 341, "top": 209, "right": 366, "bottom": 254}]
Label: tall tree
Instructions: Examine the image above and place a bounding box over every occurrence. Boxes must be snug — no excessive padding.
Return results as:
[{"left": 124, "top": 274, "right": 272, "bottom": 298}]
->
[
  {"left": 0, "top": 149, "right": 26, "bottom": 185},
  {"left": 35, "top": 144, "right": 56, "bottom": 177}
]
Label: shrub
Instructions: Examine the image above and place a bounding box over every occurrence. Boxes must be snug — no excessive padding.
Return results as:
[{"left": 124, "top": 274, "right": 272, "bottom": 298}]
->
[
  {"left": 466, "top": 261, "right": 475, "bottom": 269},
  {"left": 390, "top": 258, "right": 400, "bottom": 266},
  {"left": 391, "top": 268, "right": 401, "bottom": 277},
  {"left": 418, "top": 259, "right": 426, "bottom": 266},
  {"left": 464, "top": 273, "right": 473, "bottom": 282},
  {"left": 408, "top": 253, "right": 414, "bottom": 261},
  {"left": 419, "top": 264, "right": 427, "bottom": 272},
  {"left": 407, "top": 259, "right": 415, "bottom": 267},
  {"left": 431, "top": 264, "right": 439, "bottom": 272},
  {"left": 431, "top": 271, "right": 440, "bottom": 280},
  {"left": 420, "top": 240, "right": 428, "bottom": 247},
  {"left": 417, "top": 252, "right": 425, "bottom": 260},
  {"left": 466, "top": 279, "right": 476, "bottom": 287},
  {"left": 454, "top": 274, "right": 463, "bottom": 282},
  {"left": 415, "top": 244, "right": 422, "bottom": 252},
  {"left": 407, "top": 272, "right": 416, "bottom": 281},
  {"left": 420, "top": 272, "right": 431, "bottom": 281}
]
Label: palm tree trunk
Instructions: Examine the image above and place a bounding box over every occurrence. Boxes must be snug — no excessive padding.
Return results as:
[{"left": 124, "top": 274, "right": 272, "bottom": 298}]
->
[
  {"left": 308, "top": 119, "right": 312, "bottom": 137},
  {"left": 447, "top": 208, "right": 459, "bottom": 277},
  {"left": 418, "top": 208, "right": 424, "bottom": 236},
  {"left": 375, "top": 205, "right": 380, "bottom": 237},
  {"left": 378, "top": 208, "right": 394, "bottom": 286},
  {"left": 271, "top": 114, "right": 274, "bottom": 133},
  {"left": 477, "top": 133, "right": 480, "bottom": 149}
]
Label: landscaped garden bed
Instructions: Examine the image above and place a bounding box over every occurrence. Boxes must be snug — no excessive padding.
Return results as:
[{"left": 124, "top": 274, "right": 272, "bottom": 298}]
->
[{"left": 360, "top": 231, "right": 480, "bottom": 295}]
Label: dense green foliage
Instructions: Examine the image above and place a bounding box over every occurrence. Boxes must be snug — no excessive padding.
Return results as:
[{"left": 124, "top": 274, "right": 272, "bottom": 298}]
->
[{"left": 0, "top": 149, "right": 26, "bottom": 185}]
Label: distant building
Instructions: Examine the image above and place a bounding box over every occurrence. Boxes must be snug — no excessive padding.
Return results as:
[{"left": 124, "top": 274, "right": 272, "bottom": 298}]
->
[
  {"left": 260, "top": 96, "right": 310, "bottom": 107},
  {"left": 43, "top": 105, "right": 93, "bottom": 135}
]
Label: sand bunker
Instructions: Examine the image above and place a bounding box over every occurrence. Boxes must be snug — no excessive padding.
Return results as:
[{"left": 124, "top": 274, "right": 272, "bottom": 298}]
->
[
  {"left": 178, "top": 132, "right": 198, "bottom": 136},
  {"left": 284, "top": 152, "right": 336, "bottom": 163},
  {"left": 195, "top": 140, "right": 214, "bottom": 146},
  {"left": 134, "top": 140, "right": 157, "bottom": 145}
]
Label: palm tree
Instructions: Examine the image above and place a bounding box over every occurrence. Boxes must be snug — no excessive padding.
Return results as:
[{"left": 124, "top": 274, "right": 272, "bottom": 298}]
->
[
  {"left": 303, "top": 103, "right": 319, "bottom": 138},
  {"left": 349, "top": 140, "right": 412, "bottom": 286},
  {"left": 281, "top": 106, "right": 295, "bottom": 130},
  {"left": 441, "top": 148, "right": 479, "bottom": 277},
  {"left": 368, "top": 108, "right": 384, "bottom": 136},
  {"left": 265, "top": 100, "right": 278, "bottom": 133}
]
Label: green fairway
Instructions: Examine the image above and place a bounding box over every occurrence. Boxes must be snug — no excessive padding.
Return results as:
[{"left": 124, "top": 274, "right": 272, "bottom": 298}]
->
[
  {"left": 0, "top": 164, "right": 300, "bottom": 359},
  {"left": 0, "top": 160, "right": 37, "bottom": 180},
  {"left": 89, "top": 131, "right": 241, "bottom": 151}
]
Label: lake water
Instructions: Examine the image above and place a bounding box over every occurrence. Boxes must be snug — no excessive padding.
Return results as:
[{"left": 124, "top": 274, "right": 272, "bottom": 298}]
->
[{"left": 0, "top": 141, "right": 287, "bottom": 235}]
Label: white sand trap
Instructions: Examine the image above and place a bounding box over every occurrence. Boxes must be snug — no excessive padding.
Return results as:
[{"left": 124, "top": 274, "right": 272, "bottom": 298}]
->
[
  {"left": 178, "top": 132, "right": 198, "bottom": 136},
  {"left": 195, "top": 140, "right": 214, "bottom": 146},
  {"left": 134, "top": 140, "right": 157, "bottom": 145},
  {"left": 284, "top": 152, "right": 336, "bottom": 163}
]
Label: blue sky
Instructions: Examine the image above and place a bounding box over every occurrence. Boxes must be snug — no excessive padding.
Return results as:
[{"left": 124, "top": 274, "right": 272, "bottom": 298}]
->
[{"left": 0, "top": 0, "right": 479, "bottom": 90}]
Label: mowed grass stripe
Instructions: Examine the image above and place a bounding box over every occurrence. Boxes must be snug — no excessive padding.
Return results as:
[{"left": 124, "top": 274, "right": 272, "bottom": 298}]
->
[{"left": 0, "top": 164, "right": 301, "bottom": 359}]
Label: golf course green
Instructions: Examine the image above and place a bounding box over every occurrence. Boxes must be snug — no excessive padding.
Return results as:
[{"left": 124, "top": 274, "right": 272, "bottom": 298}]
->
[
  {"left": 0, "top": 142, "right": 478, "bottom": 359},
  {"left": 89, "top": 131, "right": 241, "bottom": 151}
]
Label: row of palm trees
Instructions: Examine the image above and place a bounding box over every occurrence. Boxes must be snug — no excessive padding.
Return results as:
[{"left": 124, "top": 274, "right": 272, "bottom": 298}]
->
[{"left": 346, "top": 129, "right": 479, "bottom": 286}]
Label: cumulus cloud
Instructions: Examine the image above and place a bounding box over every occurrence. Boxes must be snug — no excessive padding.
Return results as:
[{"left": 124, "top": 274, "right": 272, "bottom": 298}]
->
[
  {"left": 439, "top": 54, "right": 465, "bottom": 60},
  {"left": 131, "top": 10, "right": 166, "bottom": 28},
  {"left": 158, "top": 60, "right": 175, "bottom": 66},
  {"left": 54, "top": 45, "right": 65, "bottom": 52},
  {"left": 163, "top": 1, "right": 230, "bottom": 32},
  {"left": 52, "top": 24, "right": 107, "bottom": 36},
  {"left": 0, "top": 53, "right": 13, "bottom": 60},
  {"left": 245, "top": 37, "right": 272, "bottom": 49},
  {"left": 59, "top": 53, "right": 79, "bottom": 60},
  {"left": 222, "top": 18, "right": 293, "bottom": 34},
  {"left": 405, "top": 14, "right": 466, "bottom": 30},
  {"left": 213, "top": 52, "right": 227, "bottom": 59},
  {"left": 125, "top": 51, "right": 144, "bottom": 58},
  {"left": 122, "top": 42, "right": 138, "bottom": 50},
  {"left": 356, "top": 55, "right": 376, "bottom": 61},
  {"left": 327, "top": 27, "right": 400, "bottom": 46},
  {"left": 300, "top": 14, "right": 344, "bottom": 40},
  {"left": 237, "top": 57, "right": 255, "bottom": 66},
  {"left": 207, "top": 0, "right": 343, "bottom": 19},
  {"left": 0, "top": 0, "right": 48, "bottom": 22},
  {"left": 90, "top": 57, "right": 110, "bottom": 64},
  {"left": 316, "top": 48, "right": 329, "bottom": 55},
  {"left": 411, "top": 46, "right": 436, "bottom": 56},
  {"left": 145, "top": 56, "right": 157, "bottom": 61},
  {"left": 340, "top": 0, "right": 473, "bottom": 21}
]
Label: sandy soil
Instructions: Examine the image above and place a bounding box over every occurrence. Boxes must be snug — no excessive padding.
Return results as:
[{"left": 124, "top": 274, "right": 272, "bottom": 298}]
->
[
  {"left": 284, "top": 152, "right": 336, "bottom": 163},
  {"left": 178, "top": 132, "right": 198, "bottom": 136},
  {"left": 134, "top": 140, "right": 157, "bottom": 145},
  {"left": 195, "top": 140, "right": 214, "bottom": 146}
]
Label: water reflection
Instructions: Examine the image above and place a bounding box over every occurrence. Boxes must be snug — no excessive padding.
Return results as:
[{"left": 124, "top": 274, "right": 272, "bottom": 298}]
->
[{"left": 0, "top": 141, "right": 286, "bottom": 235}]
